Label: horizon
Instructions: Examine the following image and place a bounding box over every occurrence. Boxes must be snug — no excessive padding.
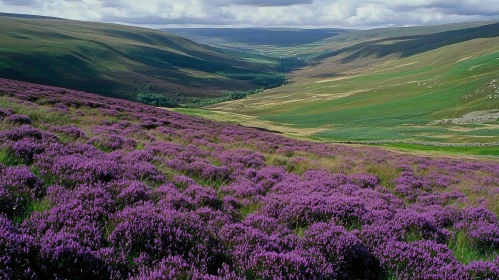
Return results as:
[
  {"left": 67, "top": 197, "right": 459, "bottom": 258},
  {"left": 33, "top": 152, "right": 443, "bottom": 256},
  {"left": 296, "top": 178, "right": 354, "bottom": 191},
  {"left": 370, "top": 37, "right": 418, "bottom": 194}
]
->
[
  {"left": 1, "top": 11, "right": 498, "bottom": 31},
  {"left": 1, "top": 0, "right": 499, "bottom": 30}
]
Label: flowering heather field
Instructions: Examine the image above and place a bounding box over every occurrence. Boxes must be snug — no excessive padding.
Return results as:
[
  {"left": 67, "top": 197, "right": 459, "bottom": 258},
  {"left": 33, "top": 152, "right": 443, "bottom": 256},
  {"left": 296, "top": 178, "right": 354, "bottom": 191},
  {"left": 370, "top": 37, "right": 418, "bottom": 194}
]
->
[{"left": 0, "top": 78, "right": 498, "bottom": 279}]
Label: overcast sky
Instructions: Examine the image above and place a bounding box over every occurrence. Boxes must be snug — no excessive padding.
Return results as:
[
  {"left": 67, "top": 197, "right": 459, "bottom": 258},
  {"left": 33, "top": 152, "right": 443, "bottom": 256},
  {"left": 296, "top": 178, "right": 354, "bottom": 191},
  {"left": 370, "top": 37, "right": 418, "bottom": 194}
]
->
[{"left": 1, "top": 0, "right": 499, "bottom": 29}]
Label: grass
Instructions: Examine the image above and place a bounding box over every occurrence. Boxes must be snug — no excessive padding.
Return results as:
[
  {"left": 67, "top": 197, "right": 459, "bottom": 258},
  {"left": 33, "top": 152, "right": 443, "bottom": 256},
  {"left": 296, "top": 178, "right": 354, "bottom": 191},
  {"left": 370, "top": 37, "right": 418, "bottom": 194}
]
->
[
  {"left": 0, "top": 96, "right": 71, "bottom": 126},
  {"left": 0, "top": 149, "right": 24, "bottom": 166},
  {"left": 294, "top": 226, "right": 306, "bottom": 237},
  {"left": 30, "top": 166, "right": 55, "bottom": 187},
  {"left": 13, "top": 199, "right": 52, "bottom": 224},
  {"left": 449, "top": 231, "right": 499, "bottom": 264},
  {"left": 239, "top": 203, "right": 260, "bottom": 219},
  {"left": 377, "top": 143, "right": 499, "bottom": 156}
]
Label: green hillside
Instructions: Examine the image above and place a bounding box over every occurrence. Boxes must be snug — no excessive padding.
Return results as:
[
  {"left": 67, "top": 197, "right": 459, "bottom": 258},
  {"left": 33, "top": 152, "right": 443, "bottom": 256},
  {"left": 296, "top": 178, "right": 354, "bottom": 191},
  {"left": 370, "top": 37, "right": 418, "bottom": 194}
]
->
[
  {"left": 207, "top": 22, "right": 499, "bottom": 146},
  {"left": 0, "top": 15, "right": 285, "bottom": 107},
  {"left": 301, "top": 21, "right": 498, "bottom": 60}
]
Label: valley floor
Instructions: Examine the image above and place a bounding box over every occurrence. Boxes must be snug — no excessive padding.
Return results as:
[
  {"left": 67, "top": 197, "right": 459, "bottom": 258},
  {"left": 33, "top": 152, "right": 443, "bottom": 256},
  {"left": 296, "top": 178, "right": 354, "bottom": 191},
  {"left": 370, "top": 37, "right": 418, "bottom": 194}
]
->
[{"left": 205, "top": 36, "right": 499, "bottom": 153}]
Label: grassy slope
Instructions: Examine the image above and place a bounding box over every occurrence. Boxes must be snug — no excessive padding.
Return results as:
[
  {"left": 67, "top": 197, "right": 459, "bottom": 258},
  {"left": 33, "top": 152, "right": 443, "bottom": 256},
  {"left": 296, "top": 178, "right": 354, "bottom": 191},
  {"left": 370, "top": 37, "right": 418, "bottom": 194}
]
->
[
  {"left": 208, "top": 22, "right": 499, "bottom": 147},
  {"left": 166, "top": 22, "right": 496, "bottom": 59},
  {"left": 0, "top": 15, "right": 279, "bottom": 104}
]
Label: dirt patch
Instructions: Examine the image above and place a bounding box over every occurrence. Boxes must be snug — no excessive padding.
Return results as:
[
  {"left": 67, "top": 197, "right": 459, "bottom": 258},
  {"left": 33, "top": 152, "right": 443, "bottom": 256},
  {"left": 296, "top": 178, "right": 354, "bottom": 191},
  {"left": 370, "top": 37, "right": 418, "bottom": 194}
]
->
[
  {"left": 315, "top": 75, "right": 360, "bottom": 84},
  {"left": 456, "top": 56, "right": 473, "bottom": 62},
  {"left": 430, "top": 110, "right": 499, "bottom": 125}
]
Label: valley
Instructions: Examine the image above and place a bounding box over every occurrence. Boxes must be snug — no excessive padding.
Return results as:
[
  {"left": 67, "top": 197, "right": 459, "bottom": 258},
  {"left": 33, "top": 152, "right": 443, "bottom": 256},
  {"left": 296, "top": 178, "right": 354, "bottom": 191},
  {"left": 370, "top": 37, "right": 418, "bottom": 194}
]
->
[
  {"left": 0, "top": 14, "right": 286, "bottom": 107},
  {"left": 1, "top": 13, "right": 499, "bottom": 153},
  {"left": 202, "top": 22, "right": 499, "bottom": 147},
  {"left": 0, "top": 5, "right": 499, "bottom": 278}
]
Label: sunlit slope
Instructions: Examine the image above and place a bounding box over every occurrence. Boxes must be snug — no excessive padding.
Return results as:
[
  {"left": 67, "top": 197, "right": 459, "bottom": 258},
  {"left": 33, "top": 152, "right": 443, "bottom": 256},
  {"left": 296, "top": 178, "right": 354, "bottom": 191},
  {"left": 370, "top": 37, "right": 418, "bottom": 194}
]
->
[
  {"left": 209, "top": 24, "right": 499, "bottom": 143},
  {"left": 0, "top": 15, "right": 278, "bottom": 104}
]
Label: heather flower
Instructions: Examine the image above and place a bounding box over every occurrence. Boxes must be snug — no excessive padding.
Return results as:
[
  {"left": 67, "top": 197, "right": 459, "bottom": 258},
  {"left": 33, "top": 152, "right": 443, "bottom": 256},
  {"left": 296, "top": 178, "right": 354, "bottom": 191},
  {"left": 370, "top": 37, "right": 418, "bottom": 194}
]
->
[
  {"left": 303, "top": 222, "right": 381, "bottom": 279},
  {"left": 114, "top": 180, "right": 151, "bottom": 207},
  {"left": 0, "top": 215, "right": 38, "bottom": 279},
  {"left": 0, "top": 166, "right": 44, "bottom": 216},
  {"left": 7, "top": 114, "right": 31, "bottom": 125},
  {"left": 10, "top": 138, "right": 45, "bottom": 163},
  {"left": 0, "top": 78, "right": 498, "bottom": 278},
  {"left": 51, "top": 125, "right": 86, "bottom": 139}
]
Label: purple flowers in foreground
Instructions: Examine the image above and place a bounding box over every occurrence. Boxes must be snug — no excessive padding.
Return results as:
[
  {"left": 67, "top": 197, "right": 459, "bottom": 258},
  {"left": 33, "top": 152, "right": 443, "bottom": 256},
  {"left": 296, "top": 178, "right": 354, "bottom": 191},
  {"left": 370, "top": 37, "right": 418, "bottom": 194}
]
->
[{"left": 0, "top": 78, "right": 498, "bottom": 279}]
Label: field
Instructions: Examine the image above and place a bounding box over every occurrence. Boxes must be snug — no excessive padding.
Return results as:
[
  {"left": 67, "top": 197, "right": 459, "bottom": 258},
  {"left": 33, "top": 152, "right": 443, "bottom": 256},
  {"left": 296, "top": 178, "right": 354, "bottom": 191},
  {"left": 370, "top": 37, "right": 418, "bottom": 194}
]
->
[
  {"left": 1, "top": 78, "right": 499, "bottom": 278},
  {"left": 1, "top": 78, "right": 499, "bottom": 279},
  {"left": 208, "top": 22, "right": 499, "bottom": 148},
  {"left": 0, "top": 15, "right": 287, "bottom": 107}
]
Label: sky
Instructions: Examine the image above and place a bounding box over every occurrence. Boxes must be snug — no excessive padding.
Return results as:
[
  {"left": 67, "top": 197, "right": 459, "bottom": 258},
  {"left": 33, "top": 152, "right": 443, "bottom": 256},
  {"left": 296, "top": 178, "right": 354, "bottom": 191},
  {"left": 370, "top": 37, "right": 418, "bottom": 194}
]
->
[{"left": 1, "top": 0, "right": 499, "bottom": 29}]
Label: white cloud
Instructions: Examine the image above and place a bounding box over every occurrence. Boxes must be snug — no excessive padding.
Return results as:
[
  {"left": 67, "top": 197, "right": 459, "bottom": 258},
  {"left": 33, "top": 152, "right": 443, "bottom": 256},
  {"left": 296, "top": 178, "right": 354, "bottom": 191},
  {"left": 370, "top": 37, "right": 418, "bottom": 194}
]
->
[{"left": 0, "top": 0, "right": 498, "bottom": 28}]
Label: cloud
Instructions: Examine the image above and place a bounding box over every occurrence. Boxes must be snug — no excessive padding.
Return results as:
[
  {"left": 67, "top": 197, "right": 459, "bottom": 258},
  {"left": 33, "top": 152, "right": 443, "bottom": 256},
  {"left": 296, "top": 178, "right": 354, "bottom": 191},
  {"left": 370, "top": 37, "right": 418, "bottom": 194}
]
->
[
  {"left": 0, "top": 0, "right": 498, "bottom": 28},
  {"left": 206, "top": 0, "right": 314, "bottom": 7},
  {"left": 1, "top": 0, "right": 36, "bottom": 6}
]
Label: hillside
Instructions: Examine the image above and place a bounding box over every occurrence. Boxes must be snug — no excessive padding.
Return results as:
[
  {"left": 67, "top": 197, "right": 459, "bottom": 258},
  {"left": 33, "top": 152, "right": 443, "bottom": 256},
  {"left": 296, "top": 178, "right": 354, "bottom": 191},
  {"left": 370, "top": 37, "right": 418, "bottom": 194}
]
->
[
  {"left": 0, "top": 15, "right": 285, "bottom": 107},
  {"left": 206, "top": 22, "right": 499, "bottom": 146},
  {"left": 297, "top": 21, "right": 498, "bottom": 61},
  {"left": 0, "top": 78, "right": 498, "bottom": 278},
  {"left": 165, "top": 22, "right": 497, "bottom": 60}
]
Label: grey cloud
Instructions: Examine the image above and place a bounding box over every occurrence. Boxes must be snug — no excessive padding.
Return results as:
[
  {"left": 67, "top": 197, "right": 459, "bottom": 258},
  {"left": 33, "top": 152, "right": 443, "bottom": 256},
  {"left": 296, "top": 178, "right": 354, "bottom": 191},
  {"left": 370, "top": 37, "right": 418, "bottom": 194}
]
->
[
  {"left": 0, "top": 0, "right": 498, "bottom": 28},
  {"left": 1, "top": 0, "right": 37, "bottom": 6},
  {"left": 206, "top": 0, "right": 314, "bottom": 7}
]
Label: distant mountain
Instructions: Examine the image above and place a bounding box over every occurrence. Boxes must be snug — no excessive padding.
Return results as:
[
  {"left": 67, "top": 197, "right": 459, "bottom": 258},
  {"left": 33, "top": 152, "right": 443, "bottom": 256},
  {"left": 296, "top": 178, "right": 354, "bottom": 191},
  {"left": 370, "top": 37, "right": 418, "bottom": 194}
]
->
[
  {"left": 0, "top": 15, "right": 284, "bottom": 107},
  {"left": 164, "top": 28, "right": 351, "bottom": 47},
  {"left": 163, "top": 28, "right": 353, "bottom": 57},
  {"left": 0, "top": 12, "right": 62, "bottom": 20}
]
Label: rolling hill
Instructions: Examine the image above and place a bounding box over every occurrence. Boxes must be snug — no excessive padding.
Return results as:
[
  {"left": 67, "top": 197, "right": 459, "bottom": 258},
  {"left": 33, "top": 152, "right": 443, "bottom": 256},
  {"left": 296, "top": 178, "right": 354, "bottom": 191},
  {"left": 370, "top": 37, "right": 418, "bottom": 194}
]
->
[
  {"left": 2, "top": 14, "right": 499, "bottom": 149},
  {"left": 0, "top": 14, "right": 285, "bottom": 107},
  {"left": 164, "top": 28, "right": 352, "bottom": 57},
  {"left": 200, "top": 22, "right": 499, "bottom": 147},
  {"left": 302, "top": 21, "right": 498, "bottom": 59}
]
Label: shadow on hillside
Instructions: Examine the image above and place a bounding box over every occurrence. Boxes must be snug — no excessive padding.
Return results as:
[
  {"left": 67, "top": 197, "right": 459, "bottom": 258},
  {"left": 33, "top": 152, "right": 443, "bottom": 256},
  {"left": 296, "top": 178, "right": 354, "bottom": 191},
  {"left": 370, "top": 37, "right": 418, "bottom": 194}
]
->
[
  {"left": 102, "top": 29, "right": 250, "bottom": 67},
  {"left": 316, "top": 22, "right": 499, "bottom": 63},
  {"left": 0, "top": 53, "right": 120, "bottom": 98},
  {"left": 165, "top": 28, "right": 350, "bottom": 47},
  {"left": 310, "top": 73, "right": 341, "bottom": 79}
]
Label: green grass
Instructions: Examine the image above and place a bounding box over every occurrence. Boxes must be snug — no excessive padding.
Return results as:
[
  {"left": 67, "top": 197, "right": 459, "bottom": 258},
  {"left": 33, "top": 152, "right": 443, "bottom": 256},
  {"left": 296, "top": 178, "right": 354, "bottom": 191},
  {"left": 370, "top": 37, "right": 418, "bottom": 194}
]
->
[
  {"left": 13, "top": 199, "right": 52, "bottom": 224},
  {"left": 0, "top": 96, "right": 71, "bottom": 125},
  {"left": 313, "top": 127, "right": 449, "bottom": 142},
  {"left": 239, "top": 203, "right": 260, "bottom": 219},
  {"left": 264, "top": 79, "right": 482, "bottom": 128},
  {"left": 375, "top": 143, "right": 499, "bottom": 156},
  {"left": 0, "top": 149, "right": 24, "bottom": 166},
  {"left": 294, "top": 226, "right": 306, "bottom": 237},
  {"left": 449, "top": 231, "right": 499, "bottom": 264},
  {"left": 30, "top": 166, "right": 55, "bottom": 187}
]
